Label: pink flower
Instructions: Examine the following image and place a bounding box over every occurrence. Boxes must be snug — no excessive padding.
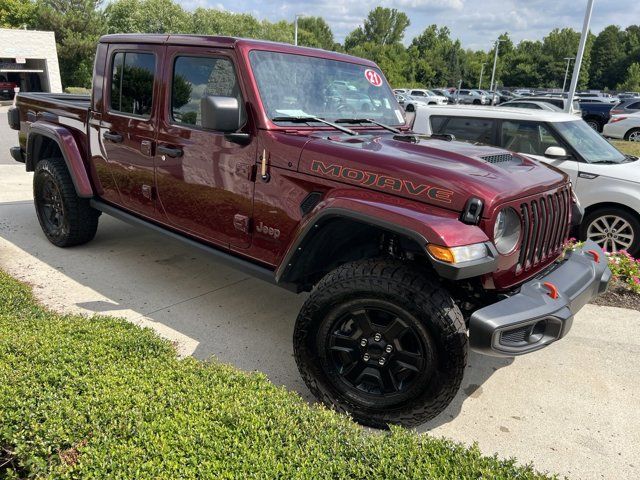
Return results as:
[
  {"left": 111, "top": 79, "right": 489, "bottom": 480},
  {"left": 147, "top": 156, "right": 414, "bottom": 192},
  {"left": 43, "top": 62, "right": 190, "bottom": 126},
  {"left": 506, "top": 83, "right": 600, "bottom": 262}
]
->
[{"left": 634, "top": 277, "right": 640, "bottom": 285}]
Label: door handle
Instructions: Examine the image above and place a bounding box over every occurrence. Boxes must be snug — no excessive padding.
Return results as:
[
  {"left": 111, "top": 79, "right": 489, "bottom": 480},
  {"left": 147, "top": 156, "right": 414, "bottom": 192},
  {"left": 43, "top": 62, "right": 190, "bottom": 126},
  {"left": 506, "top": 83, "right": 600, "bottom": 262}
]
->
[
  {"left": 157, "top": 145, "right": 183, "bottom": 158},
  {"left": 103, "top": 131, "right": 123, "bottom": 143}
]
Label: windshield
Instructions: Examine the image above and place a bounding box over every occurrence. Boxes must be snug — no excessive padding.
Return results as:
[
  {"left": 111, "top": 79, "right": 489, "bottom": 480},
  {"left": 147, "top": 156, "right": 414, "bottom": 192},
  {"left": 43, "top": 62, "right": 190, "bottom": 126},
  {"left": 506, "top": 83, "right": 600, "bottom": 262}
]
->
[
  {"left": 249, "top": 50, "right": 405, "bottom": 126},
  {"left": 554, "top": 120, "right": 626, "bottom": 163}
]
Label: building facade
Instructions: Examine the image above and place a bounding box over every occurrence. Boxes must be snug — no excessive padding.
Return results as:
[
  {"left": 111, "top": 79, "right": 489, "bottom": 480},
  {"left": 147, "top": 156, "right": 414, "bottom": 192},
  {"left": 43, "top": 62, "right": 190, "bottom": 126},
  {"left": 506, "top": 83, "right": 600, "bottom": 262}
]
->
[{"left": 0, "top": 28, "right": 62, "bottom": 97}]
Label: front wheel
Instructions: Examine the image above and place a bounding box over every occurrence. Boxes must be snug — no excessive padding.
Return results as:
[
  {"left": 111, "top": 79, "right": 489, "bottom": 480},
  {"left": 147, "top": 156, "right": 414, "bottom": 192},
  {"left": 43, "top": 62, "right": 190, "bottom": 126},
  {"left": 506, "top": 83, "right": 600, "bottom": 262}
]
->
[
  {"left": 34, "top": 158, "right": 100, "bottom": 247},
  {"left": 626, "top": 128, "right": 640, "bottom": 142},
  {"left": 581, "top": 207, "right": 640, "bottom": 256},
  {"left": 293, "top": 259, "right": 467, "bottom": 428},
  {"left": 585, "top": 119, "right": 602, "bottom": 132}
]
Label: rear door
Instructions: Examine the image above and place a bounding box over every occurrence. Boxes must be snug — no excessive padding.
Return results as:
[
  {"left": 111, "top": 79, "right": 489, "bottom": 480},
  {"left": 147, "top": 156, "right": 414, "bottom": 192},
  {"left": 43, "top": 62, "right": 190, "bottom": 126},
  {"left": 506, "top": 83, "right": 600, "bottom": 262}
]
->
[
  {"left": 99, "top": 45, "right": 163, "bottom": 218},
  {"left": 154, "top": 46, "right": 256, "bottom": 248}
]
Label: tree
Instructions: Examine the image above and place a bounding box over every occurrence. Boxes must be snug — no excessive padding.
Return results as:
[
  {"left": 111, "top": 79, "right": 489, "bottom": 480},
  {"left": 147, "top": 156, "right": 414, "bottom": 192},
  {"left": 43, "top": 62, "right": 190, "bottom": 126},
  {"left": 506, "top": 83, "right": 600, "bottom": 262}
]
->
[
  {"left": 297, "top": 17, "right": 335, "bottom": 50},
  {"left": 617, "top": 63, "right": 640, "bottom": 92},
  {"left": 345, "top": 7, "right": 409, "bottom": 51},
  {"left": 0, "top": 0, "right": 37, "bottom": 28},
  {"left": 34, "top": 0, "right": 106, "bottom": 88},
  {"left": 105, "top": 0, "right": 190, "bottom": 34},
  {"left": 590, "top": 25, "right": 627, "bottom": 89}
]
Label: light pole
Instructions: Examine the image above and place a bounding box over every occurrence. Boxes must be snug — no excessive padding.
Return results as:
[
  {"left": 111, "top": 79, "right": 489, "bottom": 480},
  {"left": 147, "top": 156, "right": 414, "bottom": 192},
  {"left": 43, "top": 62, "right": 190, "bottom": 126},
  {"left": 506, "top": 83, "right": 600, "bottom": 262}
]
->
[
  {"left": 562, "top": 57, "right": 575, "bottom": 92},
  {"left": 478, "top": 63, "right": 486, "bottom": 89},
  {"left": 566, "top": 0, "right": 595, "bottom": 112},
  {"left": 489, "top": 39, "right": 504, "bottom": 93},
  {"left": 294, "top": 14, "right": 304, "bottom": 46}
]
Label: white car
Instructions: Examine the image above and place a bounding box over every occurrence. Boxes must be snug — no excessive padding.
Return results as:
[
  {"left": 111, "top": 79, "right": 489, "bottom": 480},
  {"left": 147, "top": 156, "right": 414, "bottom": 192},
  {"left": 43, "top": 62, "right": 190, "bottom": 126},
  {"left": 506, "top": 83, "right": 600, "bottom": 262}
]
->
[
  {"left": 603, "top": 113, "right": 640, "bottom": 142},
  {"left": 412, "top": 106, "right": 640, "bottom": 254},
  {"left": 407, "top": 89, "right": 448, "bottom": 105}
]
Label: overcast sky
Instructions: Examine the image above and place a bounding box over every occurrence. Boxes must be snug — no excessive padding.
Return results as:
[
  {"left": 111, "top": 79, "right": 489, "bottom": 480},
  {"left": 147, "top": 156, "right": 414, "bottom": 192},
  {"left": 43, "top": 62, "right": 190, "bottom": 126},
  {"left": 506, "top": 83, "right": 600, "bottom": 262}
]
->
[{"left": 184, "top": 0, "right": 639, "bottom": 50}]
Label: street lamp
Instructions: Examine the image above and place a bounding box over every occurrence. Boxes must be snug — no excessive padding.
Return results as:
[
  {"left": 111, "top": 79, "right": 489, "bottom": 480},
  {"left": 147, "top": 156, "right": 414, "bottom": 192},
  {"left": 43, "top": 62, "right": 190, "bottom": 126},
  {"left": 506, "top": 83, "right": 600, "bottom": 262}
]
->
[
  {"left": 562, "top": 57, "right": 575, "bottom": 92},
  {"left": 489, "top": 39, "right": 505, "bottom": 93},
  {"left": 566, "top": 0, "right": 595, "bottom": 112},
  {"left": 478, "top": 63, "right": 486, "bottom": 89},
  {"left": 294, "top": 14, "right": 305, "bottom": 46}
]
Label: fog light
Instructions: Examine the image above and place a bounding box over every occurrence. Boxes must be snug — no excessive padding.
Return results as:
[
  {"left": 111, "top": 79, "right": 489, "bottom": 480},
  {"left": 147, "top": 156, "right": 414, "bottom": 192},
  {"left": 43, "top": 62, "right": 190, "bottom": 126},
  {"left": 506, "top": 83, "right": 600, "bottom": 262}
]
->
[{"left": 427, "top": 243, "right": 488, "bottom": 264}]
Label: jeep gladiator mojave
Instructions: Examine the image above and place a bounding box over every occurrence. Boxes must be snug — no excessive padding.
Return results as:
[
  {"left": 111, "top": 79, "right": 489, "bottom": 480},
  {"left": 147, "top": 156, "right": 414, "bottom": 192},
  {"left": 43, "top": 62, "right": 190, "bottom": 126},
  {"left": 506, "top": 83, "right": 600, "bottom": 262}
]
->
[{"left": 8, "top": 34, "right": 611, "bottom": 428}]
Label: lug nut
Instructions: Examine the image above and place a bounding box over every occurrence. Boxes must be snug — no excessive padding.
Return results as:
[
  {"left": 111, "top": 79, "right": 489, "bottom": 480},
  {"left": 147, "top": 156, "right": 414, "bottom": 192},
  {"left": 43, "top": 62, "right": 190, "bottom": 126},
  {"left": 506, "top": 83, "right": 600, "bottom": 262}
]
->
[
  {"left": 378, "top": 357, "right": 386, "bottom": 366},
  {"left": 374, "top": 333, "right": 382, "bottom": 342},
  {"left": 360, "top": 338, "right": 368, "bottom": 347},
  {"left": 385, "top": 345, "right": 393, "bottom": 353},
  {"left": 363, "top": 353, "right": 370, "bottom": 361}
]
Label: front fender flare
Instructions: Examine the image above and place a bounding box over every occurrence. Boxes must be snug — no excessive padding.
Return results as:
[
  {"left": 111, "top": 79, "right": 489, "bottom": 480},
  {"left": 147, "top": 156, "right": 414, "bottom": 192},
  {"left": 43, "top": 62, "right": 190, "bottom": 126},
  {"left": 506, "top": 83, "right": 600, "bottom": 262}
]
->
[
  {"left": 26, "top": 121, "right": 94, "bottom": 198},
  {"left": 275, "top": 191, "right": 491, "bottom": 283}
]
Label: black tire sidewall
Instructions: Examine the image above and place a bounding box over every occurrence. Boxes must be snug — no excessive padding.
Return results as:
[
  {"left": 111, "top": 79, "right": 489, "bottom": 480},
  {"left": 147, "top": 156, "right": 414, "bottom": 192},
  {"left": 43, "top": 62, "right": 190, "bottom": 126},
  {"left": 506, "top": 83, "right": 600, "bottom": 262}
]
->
[
  {"left": 34, "top": 159, "right": 72, "bottom": 246},
  {"left": 294, "top": 260, "right": 467, "bottom": 428},
  {"left": 581, "top": 207, "right": 640, "bottom": 256},
  {"left": 625, "top": 128, "right": 640, "bottom": 142}
]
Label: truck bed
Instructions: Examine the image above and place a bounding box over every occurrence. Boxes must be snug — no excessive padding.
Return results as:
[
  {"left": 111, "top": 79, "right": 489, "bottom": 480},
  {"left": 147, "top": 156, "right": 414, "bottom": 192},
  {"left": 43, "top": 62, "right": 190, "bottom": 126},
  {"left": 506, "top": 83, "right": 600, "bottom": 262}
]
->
[{"left": 16, "top": 92, "right": 90, "bottom": 126}]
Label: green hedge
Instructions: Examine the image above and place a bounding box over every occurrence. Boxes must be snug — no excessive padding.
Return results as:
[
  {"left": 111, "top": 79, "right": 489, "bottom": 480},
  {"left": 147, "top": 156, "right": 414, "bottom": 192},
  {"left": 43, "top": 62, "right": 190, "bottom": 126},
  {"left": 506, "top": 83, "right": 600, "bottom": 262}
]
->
[
  {"left": 0, "top": 270, "right": 554, "bottom": 479},
  {"left": 63, "top": 87, "right": 91, "bottom": 95}
]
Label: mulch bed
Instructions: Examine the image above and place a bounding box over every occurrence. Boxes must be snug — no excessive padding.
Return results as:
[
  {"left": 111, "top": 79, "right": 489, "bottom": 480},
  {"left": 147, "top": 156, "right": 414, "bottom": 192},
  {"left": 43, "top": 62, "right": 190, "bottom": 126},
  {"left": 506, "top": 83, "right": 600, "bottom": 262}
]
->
[{"left": 591, "top": 281, "right": 640, "bottom": 311}]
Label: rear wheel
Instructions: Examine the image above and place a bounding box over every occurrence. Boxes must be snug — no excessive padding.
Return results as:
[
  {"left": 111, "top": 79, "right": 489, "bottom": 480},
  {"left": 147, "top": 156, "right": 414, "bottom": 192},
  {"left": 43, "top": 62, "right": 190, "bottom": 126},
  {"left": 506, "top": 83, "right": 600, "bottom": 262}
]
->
[
  {"left": 473, "top": 99, "right": 481, "bottom": 105},
  {"left": 293, "top": 258, "right": 467, "bottom": 428},
  {"left": 585, "top": 118, "right": 602, "bottom": 132},
  {"left": 581, "top": 206, "right": 640, "bottom": 256},
  {"left": 625, "top": 128, "right": 640, "bottom": 142},
  {"left": 33, "top": 158, "right": 100, "bottom": 247}
]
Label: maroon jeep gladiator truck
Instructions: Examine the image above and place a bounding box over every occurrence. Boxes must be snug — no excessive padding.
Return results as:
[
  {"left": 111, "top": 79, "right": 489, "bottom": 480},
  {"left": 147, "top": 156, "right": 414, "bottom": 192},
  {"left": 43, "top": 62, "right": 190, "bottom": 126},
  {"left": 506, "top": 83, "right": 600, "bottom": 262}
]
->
[{"left": 8, "top": 34, "right": 610, "bottom": 428}]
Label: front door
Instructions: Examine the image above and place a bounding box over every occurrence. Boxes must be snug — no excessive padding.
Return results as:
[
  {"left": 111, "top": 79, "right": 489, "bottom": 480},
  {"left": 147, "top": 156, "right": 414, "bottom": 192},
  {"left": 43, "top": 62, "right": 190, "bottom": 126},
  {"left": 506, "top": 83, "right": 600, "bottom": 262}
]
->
[
  {"left": 154, "top": 47, "right": 256, "bottom": 248},
  {"left": 499, "top": 120, "right": 580, "bottom": 184},
  {"left": 99, "top": 45, "right": 164, "bottom": 218}
]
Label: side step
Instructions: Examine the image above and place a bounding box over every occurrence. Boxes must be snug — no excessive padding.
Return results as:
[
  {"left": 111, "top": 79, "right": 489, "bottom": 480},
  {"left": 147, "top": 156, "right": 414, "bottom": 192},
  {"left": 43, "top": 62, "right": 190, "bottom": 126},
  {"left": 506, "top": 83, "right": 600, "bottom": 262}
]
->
[{"left": 90, "top": 200, "right": 289, "bottom": 290}]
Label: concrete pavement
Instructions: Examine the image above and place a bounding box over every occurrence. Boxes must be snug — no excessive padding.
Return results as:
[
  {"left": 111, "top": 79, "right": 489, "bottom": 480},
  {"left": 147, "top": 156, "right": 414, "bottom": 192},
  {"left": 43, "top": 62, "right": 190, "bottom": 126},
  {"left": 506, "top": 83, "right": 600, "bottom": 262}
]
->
[{"left": 0, "top": 161, "right": 639, "bottom": 477}]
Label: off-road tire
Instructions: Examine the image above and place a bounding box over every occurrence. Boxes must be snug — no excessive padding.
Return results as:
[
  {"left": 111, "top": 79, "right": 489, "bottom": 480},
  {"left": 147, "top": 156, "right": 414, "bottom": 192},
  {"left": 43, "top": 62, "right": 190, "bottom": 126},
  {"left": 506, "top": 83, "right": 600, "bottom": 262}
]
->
[
  {"left": 293, "top": 258, "right": 467, "bottom": 429},
  {"left": 33, "top": 158, "right": 100, "bottom": 247}
]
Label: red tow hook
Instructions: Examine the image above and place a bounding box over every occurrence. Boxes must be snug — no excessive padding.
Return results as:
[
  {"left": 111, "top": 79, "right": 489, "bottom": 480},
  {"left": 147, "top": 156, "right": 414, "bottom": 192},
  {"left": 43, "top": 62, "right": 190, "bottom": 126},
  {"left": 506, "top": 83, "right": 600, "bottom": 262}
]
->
[
  {"left": 586, "top": 250, "right": 601, "bottom": 263},
  {"left": 543, "top": 282, "right": 559, "bottom": 300}
]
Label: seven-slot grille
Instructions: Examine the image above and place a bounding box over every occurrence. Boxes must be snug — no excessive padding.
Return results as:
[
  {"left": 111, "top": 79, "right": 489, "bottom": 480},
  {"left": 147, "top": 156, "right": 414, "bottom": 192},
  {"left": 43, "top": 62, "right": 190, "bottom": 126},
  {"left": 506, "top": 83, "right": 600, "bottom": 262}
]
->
[{"left": 516, "top": 185, "right": 571, "bottom": 274}]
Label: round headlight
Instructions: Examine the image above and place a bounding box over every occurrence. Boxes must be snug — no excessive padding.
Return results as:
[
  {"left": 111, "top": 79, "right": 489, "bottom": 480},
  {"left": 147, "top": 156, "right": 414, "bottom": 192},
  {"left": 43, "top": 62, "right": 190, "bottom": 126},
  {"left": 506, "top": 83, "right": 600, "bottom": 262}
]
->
[{"left": 494, "top": 208, "right": 521, "bottom": 255}]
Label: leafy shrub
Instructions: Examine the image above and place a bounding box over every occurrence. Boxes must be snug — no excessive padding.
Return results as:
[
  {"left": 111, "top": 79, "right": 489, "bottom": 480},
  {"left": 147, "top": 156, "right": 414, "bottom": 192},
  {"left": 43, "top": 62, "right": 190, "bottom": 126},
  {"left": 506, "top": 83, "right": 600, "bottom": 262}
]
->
[
  {"left": 0, "top": 269, "right": 553, "bottom": 479},
  {"left": 564, "top": 238, "right": 640, "bottom": 294}
]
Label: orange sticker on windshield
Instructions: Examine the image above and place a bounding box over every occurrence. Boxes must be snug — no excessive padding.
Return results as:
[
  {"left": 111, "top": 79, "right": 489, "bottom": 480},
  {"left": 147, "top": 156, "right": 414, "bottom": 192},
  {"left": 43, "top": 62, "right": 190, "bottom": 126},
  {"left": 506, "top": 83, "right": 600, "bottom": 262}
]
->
[{"left": 364, "top": 69, "right": 382, "bottom": 87}]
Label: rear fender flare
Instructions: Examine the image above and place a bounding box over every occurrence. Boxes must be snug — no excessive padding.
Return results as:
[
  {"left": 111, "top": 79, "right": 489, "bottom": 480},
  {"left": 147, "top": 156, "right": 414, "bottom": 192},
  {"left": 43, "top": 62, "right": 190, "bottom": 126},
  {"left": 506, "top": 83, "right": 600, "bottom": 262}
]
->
[
  {"left": 26, "top": 121, "right": 93, "bottom": 198},
  {"left": 275, "top": 192, "right": 489, "bottom": 283}
]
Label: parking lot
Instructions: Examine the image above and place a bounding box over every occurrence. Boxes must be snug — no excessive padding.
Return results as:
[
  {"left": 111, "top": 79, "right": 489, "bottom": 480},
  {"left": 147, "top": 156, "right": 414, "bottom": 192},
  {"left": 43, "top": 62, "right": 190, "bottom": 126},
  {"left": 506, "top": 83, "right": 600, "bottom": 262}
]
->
[{"left": 1, "top": 109, "right": 639, "bottom": 479}]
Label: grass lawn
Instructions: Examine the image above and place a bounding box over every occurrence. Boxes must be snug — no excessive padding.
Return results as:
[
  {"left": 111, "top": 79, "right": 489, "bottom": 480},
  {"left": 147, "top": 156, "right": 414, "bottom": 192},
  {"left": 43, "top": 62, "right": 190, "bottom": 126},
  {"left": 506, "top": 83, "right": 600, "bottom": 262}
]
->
[
  {"left": 0, "top": 269, "right": 555, "bottom": 479},
  {"left": 611, "top": 139, "right": 640, "bottom": 157}
]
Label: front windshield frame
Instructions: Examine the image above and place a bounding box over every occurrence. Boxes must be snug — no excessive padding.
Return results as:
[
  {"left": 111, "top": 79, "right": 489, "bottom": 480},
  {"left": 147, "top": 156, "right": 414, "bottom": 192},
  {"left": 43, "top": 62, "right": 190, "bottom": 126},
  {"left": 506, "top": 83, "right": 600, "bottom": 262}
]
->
[
  {"left": 553, "top": 120, "right": 626, "bottom": 164},
  {"left": 248, "top": 49, "right": 406, "bottom": 127}
]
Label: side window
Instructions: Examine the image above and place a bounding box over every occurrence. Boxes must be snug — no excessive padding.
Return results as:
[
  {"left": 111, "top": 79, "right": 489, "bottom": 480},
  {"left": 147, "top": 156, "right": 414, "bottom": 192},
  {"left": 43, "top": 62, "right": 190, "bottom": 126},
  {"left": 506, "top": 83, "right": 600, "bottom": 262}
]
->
[
  {"left": 430, "top": 115, "right": 448, "bottom": 133},
  {"left": 411, "top": 90, "right": 425, "bottom": 96},
  {"left": 501, "top": 121, "right": 561, "bottom": 155},
  {"left": 172, "top": 56, "right": 244, "bottom": 128},
  {"left": 110, "top": 52, "right": 155, "bottom": 117},
  {"left": 628, "top": 102, "right": 640, "bottom": 110},
  {"left": 441, "top": 117, "right": 495, "bottom": 144}
]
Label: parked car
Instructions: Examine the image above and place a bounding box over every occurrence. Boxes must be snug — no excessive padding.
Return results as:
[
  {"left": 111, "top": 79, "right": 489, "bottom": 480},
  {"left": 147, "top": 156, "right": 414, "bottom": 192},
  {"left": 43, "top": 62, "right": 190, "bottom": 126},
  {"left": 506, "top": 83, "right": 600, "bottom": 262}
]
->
[
  {"left": 618, "top": 92, "right": 640, "bottom": 100},
  {"left": 413, "top": 105, "right": 640, "bottom": 254},
  {"left": 579, "top": 101, "right": 614, "bottom": 132},
  {"left": 576, "top": 92, "right": 618, "bottom": 103},
  {"left": 603, "top": 113, "right": 640, "bottom": 142},
  {"left": 8, "top": 33, "right": 610, "bottom": 429},
  {"left": 610, "top": 98, "right": 640, "bottom": 116},
  {"left": 407, "top": 89, "right": 448, "bottom": 105},
  {"left": 431, "top": 88, "right": 457, "bottom": 104},
  {"left": 395, "top": 93, "right": 430, "bottom": 112},
  {"left": 516, "top": 96, "right": 581, "bottom": 114},
  {"left": 393, "top": 88, "right": 408, "bottom": 95},
  {"left": 499, "top": 100, "right": 563, "bottom": 111},
  {"left": 491, "top": 89, "right": 516, "bottom": 103},
  {"left": 455, "top": 89, "right": 488, "bottom": 105},
  {"left": 475, "top": 90, "right": 498, "bottom": 105},
  {"left": 0, "top": 76, "right": 17, "bottom": 100}
]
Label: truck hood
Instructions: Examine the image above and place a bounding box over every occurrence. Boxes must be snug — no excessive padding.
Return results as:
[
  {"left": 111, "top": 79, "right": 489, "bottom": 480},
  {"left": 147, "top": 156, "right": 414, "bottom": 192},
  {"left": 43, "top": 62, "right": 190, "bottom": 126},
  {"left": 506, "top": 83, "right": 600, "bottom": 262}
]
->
[{"left": 298, "top": 131, "right": 568, "bottom": 215}]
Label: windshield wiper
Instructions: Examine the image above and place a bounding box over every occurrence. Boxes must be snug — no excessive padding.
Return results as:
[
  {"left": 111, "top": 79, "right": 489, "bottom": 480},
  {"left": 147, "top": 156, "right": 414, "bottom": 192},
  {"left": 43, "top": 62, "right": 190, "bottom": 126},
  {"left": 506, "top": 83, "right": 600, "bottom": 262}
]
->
[
  {"left": 270, "top": 116, "right": 357, "bottom": 136},
  {"left": 334, "top": 118, "right": 401, "bottom": 134}
]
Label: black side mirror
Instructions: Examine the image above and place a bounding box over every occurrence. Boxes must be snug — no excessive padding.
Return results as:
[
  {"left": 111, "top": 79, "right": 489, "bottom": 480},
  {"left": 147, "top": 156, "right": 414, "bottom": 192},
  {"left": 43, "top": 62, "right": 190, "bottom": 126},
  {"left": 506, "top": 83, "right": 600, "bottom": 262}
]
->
[{"left": 201, "top": 95, "right": 242, "bottom": 132}]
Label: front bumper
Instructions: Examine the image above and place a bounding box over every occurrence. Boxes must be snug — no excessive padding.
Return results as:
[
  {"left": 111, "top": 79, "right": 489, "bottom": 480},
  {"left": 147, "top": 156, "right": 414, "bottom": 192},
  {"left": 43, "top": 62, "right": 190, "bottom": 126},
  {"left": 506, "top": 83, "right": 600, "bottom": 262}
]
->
[{"left": 469, "top": 241, "right": 611, "bottom": 357}]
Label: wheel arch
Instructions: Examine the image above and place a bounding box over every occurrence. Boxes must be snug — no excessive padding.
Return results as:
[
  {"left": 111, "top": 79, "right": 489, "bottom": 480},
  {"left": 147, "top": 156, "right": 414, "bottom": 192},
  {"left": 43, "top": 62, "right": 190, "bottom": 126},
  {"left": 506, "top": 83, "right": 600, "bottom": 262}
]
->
[
  {"left": 276, "top": 197, "right": 491, "bottom": 291},
  {"left": 583, "top": 201, "right": 640, "bottom": 221},
  {"left": 26, "top": 122, "right": 94, "bottom": 198}
]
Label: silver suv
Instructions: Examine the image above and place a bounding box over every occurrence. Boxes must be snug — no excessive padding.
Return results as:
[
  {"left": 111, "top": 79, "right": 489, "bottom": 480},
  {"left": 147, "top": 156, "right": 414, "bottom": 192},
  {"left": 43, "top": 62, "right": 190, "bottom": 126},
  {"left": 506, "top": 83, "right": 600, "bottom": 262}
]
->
[{"left": 455, "top": 89, "right": 488, "bottom": 105}]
